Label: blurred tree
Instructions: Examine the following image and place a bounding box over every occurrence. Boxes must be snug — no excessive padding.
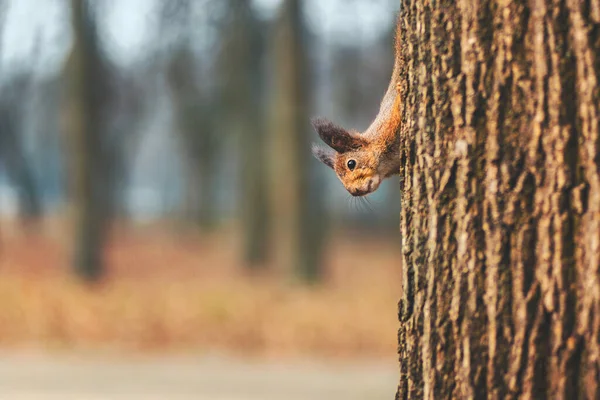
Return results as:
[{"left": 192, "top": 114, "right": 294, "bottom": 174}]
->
[
  {"left": 269, "top": 0, "right": 325, "bottom": 282},
  {"left": 163, "top": 0, "right": 220, "bottom": 230},
  {"left": 0, "top": 72, "right": 42, "bottom": 221},
  {"left": 167, "top": 48, "right": 218, "bottom": 229},
  {"left": 219, "top": 0, "right": 269, "bottom": 268},
  {"left": 64, "top": 0, "right": 110, "bottom": 281},
  {"left": 30, "top": 74, "right": 64, "bottom": 213},
  {"left": 104, "top": 69, "right": 146, "bottom": 219},
  {"left": 332, "top": 45, "right": 364, "bottom": 127}
]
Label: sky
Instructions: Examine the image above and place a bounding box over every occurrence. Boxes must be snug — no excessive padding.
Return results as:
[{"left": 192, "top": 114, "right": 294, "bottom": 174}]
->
[
  {"left": 0, "top": 0, "right": 397, "bottom": 77},
  {"left": 1, "top": 0, "right": 71, "bottom": 77},
  {"left": 1, "top": 0, "right": 158, "bottom": 76}
]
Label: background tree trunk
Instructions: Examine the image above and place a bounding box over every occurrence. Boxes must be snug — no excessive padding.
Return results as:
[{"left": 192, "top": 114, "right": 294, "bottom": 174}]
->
[
  {"left": 66, "top": 0, "right": 109, "bottom": 281},
  {"left": 161, "top": 0, "right": 220, "bottom": 231},
  {"left": 167, "top": 46, "right": 218, "bottom": 230},
  {"left": 0, "top": 84, "right": 42, "bottom": 221},
  {"left": 269, "top": 0, "right": 325, "bottom": 282},
  {"left": 220, "top": 0, "right": 269, "bottom": 268},
  {"left": 397, "top": 0, "right": 600, "bottom": 398}
]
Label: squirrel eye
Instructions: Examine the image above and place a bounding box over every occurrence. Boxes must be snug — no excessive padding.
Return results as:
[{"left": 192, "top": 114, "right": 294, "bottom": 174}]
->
[{"left": 347, "top": 159, "right": 357, "bottom": 171}]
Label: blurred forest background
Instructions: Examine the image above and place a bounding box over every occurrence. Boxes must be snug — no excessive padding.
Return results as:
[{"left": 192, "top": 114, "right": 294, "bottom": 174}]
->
[{"left": 0, "top": 0, "right": 401, "bottom": 359}]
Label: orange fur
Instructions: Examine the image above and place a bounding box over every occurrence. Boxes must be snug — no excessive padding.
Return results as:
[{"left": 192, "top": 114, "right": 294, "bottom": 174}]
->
[{"left": 312, "top": 15, "right": 402, "bottom": 197}]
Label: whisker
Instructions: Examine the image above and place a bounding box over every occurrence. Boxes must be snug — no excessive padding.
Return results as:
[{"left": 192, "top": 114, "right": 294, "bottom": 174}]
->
[
  {"left": 353, "top": 197, "right": 361, "bottom": 213},
  {"left": 359, "top": 196, "right": 374, "bottom": 213},
  {"left": 345, "top": 192, "right": 377, "bottom": 214},
  {"left": 346, "top": 193, "right": 357, "bottom": 212}
]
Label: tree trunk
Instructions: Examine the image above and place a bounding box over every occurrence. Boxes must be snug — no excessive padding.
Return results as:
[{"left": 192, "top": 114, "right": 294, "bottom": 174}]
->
[
  {"left": 66, "top": 0, "right": 108, "bottom": 281},
  {"left": 167, "top": 45, "right": 219, "bottom": 231},
  {"left": 270, "top": 0, "right": 325, "bottom": 282},
  {"left": 222, "top": 0, "right": 269, "bottom": 268},
  {"left": 397, "top": 0, "right": 600, "bottom": 398},
  {"left": 0, "top": 104, "right": 42, "bottom": 221},
  {"left": 216, "top": 0, "right": 268, "bottom": 266}
]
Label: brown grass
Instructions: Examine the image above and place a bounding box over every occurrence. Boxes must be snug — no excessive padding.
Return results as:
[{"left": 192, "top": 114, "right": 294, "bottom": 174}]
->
[{"left": 0, "top": 219, "right": 401, "bottom": 359}]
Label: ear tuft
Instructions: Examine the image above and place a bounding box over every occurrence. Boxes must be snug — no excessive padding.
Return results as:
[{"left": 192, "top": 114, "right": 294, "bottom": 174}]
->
[
  {"left": 312, "top": 144, "right": 335, "bottom": 170},
  {"left": 311, "top": 117, "right": 366, "bottom": 153}
]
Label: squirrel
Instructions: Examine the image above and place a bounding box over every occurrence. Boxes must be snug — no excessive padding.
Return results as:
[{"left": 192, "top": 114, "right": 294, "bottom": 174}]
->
[{"left": 312, "top": 21, "right": 402, "bottom": 197}]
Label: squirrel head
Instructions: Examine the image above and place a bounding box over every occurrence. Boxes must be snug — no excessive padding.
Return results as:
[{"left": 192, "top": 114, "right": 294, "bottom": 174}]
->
[{"left": 311, "top": 118, "right": 396, "bottom": 197}]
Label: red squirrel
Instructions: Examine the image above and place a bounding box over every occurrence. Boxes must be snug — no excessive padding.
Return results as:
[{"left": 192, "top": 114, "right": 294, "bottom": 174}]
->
[{"left": 312, "top": 23, "right": 402, "bottom": 197}]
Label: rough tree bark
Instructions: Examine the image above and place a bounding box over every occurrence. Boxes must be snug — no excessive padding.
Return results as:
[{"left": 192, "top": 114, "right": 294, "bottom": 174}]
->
[{"left": 396, "top": 0, "right": 600, "bottom": 398}]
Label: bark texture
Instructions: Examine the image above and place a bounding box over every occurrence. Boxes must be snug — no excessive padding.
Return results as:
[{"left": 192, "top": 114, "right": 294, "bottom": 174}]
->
[{"left": 397, "top": 0, "right": 600, "bottom": 398}]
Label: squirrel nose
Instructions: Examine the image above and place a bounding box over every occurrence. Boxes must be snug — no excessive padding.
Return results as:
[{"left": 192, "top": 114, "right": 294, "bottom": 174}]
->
[
  {"left": 350, "top": 178, "right": 376, "bottom": 196},
  {"left": 350, "top": 188, "right": 368, "bottom": 197}
]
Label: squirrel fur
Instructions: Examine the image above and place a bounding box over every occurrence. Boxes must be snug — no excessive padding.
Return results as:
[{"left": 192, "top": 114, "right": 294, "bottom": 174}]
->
[{"left": 312, "top": 17, "right": 401, "bottom": 197}]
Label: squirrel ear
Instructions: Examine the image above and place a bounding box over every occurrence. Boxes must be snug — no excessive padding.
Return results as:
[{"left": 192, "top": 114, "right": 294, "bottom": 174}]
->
[
  {"left": 311, "top": 117, "right": 366, "bottom": 153},
  {"left": 312, "top": 144, "right": 335, "bottom": 169}
]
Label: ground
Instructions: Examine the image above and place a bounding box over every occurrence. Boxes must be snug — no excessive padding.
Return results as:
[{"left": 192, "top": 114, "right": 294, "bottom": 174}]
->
[
  {"left": 0, "top": 218, "right": 401, "bottom": 358},
  {"left": 0, "top": 353, "right": 397, "bottom": 400},
  {"left": 0, "top": 219, "right": 400, "bottom": 398}
]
